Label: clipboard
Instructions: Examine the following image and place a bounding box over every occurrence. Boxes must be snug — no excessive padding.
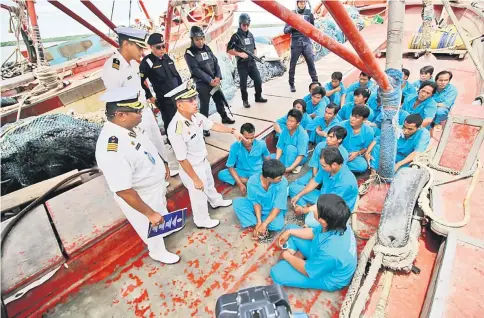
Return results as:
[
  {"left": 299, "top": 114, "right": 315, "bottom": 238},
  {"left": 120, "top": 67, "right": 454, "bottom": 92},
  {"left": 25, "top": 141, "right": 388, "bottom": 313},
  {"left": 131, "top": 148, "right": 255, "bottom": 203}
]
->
[{"left": 147, "top": 208, "right": 187, "bottom": 238}]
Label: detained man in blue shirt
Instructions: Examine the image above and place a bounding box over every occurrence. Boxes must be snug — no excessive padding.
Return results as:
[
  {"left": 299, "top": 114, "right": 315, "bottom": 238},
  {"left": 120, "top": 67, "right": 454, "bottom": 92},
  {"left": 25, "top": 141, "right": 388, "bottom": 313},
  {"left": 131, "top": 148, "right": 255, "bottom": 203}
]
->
[
  {"left": 325, "top": 71, "right": 346, "bottom": 107},
  {"left": 402, "top": 80, "right": 438, "bottom": 129},
  {"left": 218, "top": 123, "right": 271, "bottom": 195},
  {"left": 273, "top": 99, "right": 313, "bottom": 137},
  {"left": 289, "top": 147, "right": 358, "bottom": 227},
  {"left": 292, "top": 126, "right": 348, "bottom": 187},
  {"left": 344, "top": 72, "right": 376, "bottom": 104},
  {"left": 309, "top": 102, "right": 340, "bottom": 144},
  {"left": 233, "top": 159, "right": 288, "bottom": 240},
  {"left": 271, "top": 194, "right": 357, "bottom": 291},
  {"left": 401, "top": 68, "right": 417, "bottom": 103},
  {"left": 366, "top": 114, "right": 430, "bottom": 173},
  {"left": 433, "top": 70, "right": 458, "bottom": 128},
  {"left": 412, "top": 65, "right": 434, "bottom": 90},
  {"left": 304, "top": 85, "right": 329, "bottom": 119},
  {"left": 338, "top": 88, "right": 375, "bottom": 122},
  {"left": 340, "top": 106, "right": 375, "bottom": 173},
  {"left": 371, "top": 107, "right": 409, "bottom": 137},
  {"left": 271, "top": 109, "right": 309, "bottom": 174}
]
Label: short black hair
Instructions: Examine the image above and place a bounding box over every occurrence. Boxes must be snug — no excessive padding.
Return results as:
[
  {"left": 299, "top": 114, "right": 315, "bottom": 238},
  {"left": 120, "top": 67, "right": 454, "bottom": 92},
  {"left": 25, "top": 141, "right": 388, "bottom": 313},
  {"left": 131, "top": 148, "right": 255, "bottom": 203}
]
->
[
  {"left": 419, "top": 80, "right": 438, "bottom": 95},
  {"left": 360, "top": 71, "right": 371, "bottom": 79},
  {"left": 293, "top": 99, "right": 307, "bottom": 113},
  {"left": 354, "top": 87, "right": 371, "bottom": 102},
  {"left": 317, "top": 194, "right": 351, "bottom": 235},
  {"left": 309, "top": 82, "right": 322, "bottom": 90},
  {"left": 262, "top": 159, "right": 286, "bottom": 179},
  {"left": 435, "top": 70, "right": 453, "bottom": 81},
  {"left": 405, "top": 113, "right": 423, "bottom": 128},
  {"left": 328, "top": 126, "right": 347, "bottom": 142},
  {"left": 287, "top": 108, "right": 303, "bottom": 123},
  {"left": 326, "top": 102, "right": 341, "bottom": 115},
  {"left": 240, "top": 122, "right": 255, "bottom": 134},
  {"left": 420, "top": 65, "right": 434, "bottom": 75},
  {"left": 311, "top": 86, "right": 326, "bottom": 97},
  {"left": 402, "top": 68, "right": 410, "bottom": 77},
  {"left": 331, "top": 71, "right": 343, "bottom": 81},
  {"left": 351, "top": 105, "right": 371, "bottom": 119},
  {"left": 320, "top": 147, "right": 344, "bottom": 165}
]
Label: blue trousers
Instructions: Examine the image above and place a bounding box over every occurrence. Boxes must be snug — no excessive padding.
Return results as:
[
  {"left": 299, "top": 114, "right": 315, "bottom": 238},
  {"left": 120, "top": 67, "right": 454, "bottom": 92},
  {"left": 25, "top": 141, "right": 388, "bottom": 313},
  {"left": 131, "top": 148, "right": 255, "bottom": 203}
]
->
[
  {"left": 347, "top": 156, "right": 368, "bottom": 173},
  {"left": 233, "top": 197, "right": 285, "bottom": 231},
  {"left": 288, "top": 183, "right": 320, "bottom": 228},
  {"left": 271, "top": 145, "right": 306, "bottom": 168},
  {"left": 434, "top": 107, "right": 450, "bottom": 124},
  {"left": 270, "top": 224, "right": 328, "bottom": 290},
  {"left": 218, "top": 168, "right": 255, "bottom": 185},
  {"left": 293, "top": 170, "right": 314, "bottom": 187}
]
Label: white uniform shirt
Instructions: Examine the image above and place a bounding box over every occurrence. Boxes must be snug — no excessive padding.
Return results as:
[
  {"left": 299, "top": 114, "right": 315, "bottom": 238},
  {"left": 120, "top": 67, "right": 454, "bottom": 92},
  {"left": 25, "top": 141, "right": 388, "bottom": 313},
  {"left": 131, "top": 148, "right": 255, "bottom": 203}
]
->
[
  {"left": 167, "top": 112, "right": 214, "bottom": 165},
  {"left": 95, "top": 121, "right": 166, "bottom": 194}
]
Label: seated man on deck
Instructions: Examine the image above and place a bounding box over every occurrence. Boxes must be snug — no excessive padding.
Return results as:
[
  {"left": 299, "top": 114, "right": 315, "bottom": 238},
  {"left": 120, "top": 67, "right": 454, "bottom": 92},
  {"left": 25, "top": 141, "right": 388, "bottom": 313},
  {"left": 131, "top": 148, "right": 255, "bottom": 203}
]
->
[
  {"left": 271, "top": 109, "right": 309, "bottom": 174},
  {"left": 233, "top": 159, "right": 288, "bottom": 239},
  {"left": 412, "top": 65, "right": 434, "bottom": 90},
  {"left": 325, "top": 71, "right": 346, "bottom": 107},
  {"left": 294, "top": 125, "right": 348, "bottom": 187},
  {"left": 344, "top": 71, "right": 376, "bottom": 103},
  {"left": 366, "top": 114, "right": 430, "bottom": 173},
  {"left": 338, "top": 88, "right": 375, "bottom": 122},
  {"left": 289, "top": 147, "right": 358, "bottom": 227},
  {"left": 401, "top": 80, "right": 438, "bottom": 129},
  {"left": 401, "top": 68, "right": 417, "bottom": 103},
  {"left": 273, "top": 99, "right": 312, "bottom": 137},
  {"left": 305, "top": 85, "right": 329, "bottom": 119},
  {"left": 340, "top": 106, "right": 375, "bottom": 173},
  {"left": 218, "top": 123, "right": 271, "bottom": 195},
  {"left": 309, "top": 102, "right": 341, "bottom": 144},
  {"left": 303, "top": 82, "right": 322, "bottom": 106},
  {"left": 433, "top": 70, "right": 458, "bottom": 129},
  {"left": 271, "top": 194, "right": 357, "bottom": 291}
]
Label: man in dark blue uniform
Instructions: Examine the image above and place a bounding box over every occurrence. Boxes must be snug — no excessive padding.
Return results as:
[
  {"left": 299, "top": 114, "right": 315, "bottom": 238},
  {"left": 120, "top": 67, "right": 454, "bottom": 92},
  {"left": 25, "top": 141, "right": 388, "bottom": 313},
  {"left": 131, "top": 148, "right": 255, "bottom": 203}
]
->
[
  {"left": 284, "top": 0, "right": 318, "bottom": 92},
  {"left": 227, "top": 13, "right": 267, "bottom": 108},
  {"left": 184, "top": 26, "right": 235, "bottom": 137},
  {"left": 139, "top": 33, "right": 182, "bottom": 135}
]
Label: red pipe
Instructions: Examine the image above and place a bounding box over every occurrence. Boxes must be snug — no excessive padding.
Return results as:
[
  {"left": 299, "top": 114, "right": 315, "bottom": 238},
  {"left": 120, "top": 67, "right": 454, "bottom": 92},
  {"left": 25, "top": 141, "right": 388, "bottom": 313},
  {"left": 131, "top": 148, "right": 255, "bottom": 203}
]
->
[
  {"left": 323, "top": 0, "right": 391, "bottom": 90},
  {"left": 47, "top": 1, "right": 119, "bottom": 48},
  {"left": 26, "top": 0, "right": 39, "bottom": 27},
  {"left": 250, "top": 0, "right": 371, "bottom": 75},
  {"left": 139, "top": 0, "right": 153, "bottom": 28},
  {"left": 80, "top": 0, "right": 117, "bottom": 31},
  {"left": 164, "top": 1, "right": 174, "bottom": 53}
]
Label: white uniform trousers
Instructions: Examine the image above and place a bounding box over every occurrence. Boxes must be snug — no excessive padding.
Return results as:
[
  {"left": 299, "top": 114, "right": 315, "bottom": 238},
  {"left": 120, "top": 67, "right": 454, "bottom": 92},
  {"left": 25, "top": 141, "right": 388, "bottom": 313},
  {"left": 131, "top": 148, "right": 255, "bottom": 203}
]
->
[
  {"left": 114, "top": 184, "right": 168, "bottom": 259},
  {"left": 179, "top": 159, "right": 224, "bottom": 226}
]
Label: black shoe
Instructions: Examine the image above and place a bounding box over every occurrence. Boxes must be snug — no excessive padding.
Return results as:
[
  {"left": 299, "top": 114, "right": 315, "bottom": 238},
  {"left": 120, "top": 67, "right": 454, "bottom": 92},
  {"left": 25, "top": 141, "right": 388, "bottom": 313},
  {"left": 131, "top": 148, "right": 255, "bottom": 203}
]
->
[
  {"left": 243, "top": 100, "right": 251, "bottom": 108},
  {"left": 255, "top": 96, "right": 267, "bottom": 103},
  {"left": 203, "top": 130, "right": 210, "bottom": 137},
  {"left": 290, "top": 85, "right": 296, "bottom": 92},
  {"left": 221, "top": 116, "right": 235, "bottom": 124}
]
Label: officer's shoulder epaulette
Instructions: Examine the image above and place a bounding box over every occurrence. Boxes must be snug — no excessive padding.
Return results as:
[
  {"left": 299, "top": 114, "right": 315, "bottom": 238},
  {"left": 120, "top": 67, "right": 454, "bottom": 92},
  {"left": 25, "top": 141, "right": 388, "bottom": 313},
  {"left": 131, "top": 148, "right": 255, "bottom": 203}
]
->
[
  {"left": 185, "top": 48, "right": 194, "bottom": 57},
  {"left": 112, "top": 58, "right": 120, "bottom": 70},
  {"left": 175, "top": 120, "right": 184, "bottom": 135},
  {"left": 107, "top": 136, "right": 119, "bottom": 152}
]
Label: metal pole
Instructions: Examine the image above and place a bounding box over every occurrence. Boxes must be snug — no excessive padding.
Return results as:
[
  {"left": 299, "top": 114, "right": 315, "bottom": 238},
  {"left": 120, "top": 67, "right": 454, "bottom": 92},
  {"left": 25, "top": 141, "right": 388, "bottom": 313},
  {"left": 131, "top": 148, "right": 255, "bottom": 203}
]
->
[
  {"left": 385, "top": 0, "right": 405, "bottom": 70},
  {"left": 47, "top": 1, "right": 119, "bottom": 48},
  {"left": 164, "top": 1, "right": 174, "bottom": 53},
  {"left": 80, "top": 0, "right": 117, "bottom": 31},
  {"left": 139, "top": 0, "right": 154, "bottom": 28},
  {"left": 323, "top": 0, "right": 392, "bottom": 90}
]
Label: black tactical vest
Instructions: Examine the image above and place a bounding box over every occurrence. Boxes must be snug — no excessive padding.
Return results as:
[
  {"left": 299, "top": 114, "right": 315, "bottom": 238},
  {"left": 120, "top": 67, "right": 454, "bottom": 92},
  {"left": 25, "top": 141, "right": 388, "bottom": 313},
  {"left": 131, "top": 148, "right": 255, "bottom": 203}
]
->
[
  {"left": 291, "top": 8, "right": 312, "bottom": 46},
  {"left": 234, "top": 29, "right": 256, "bottom": 63},
  {"left": 192, "top": 45, "right": 216, "bottom": 78}
]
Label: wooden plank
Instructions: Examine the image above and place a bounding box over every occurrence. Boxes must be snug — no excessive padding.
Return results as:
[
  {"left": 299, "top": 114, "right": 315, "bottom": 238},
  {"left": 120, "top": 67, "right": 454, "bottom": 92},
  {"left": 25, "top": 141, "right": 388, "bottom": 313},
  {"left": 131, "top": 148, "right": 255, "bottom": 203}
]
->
[{"left": 1, "top": 170, "right": 82, "bottom": 213}]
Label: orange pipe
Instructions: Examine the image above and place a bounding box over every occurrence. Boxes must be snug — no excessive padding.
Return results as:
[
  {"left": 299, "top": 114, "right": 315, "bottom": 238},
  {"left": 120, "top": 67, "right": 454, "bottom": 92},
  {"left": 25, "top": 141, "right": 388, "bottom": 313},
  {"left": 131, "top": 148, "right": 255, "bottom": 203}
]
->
[
  {"left": 164, "top": 1, "right": 174, "bottom": 52},
  {"left": 138, "top": 0, "right": 153, "bottom": 27}
]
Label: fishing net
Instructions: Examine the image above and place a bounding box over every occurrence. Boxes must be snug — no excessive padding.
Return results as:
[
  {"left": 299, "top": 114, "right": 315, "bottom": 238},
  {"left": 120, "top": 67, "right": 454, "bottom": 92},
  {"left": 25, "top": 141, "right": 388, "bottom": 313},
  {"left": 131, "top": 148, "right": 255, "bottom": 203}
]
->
[{"left": 1, "top": 114, "right": 101, "bottom": 195}]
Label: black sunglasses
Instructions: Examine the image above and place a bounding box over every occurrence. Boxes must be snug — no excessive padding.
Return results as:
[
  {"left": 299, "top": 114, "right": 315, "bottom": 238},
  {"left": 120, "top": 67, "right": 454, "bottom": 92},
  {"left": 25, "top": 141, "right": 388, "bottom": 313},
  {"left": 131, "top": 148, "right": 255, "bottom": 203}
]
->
[{"left": 155, "top": 44, "right": 166, "bottom": 50}]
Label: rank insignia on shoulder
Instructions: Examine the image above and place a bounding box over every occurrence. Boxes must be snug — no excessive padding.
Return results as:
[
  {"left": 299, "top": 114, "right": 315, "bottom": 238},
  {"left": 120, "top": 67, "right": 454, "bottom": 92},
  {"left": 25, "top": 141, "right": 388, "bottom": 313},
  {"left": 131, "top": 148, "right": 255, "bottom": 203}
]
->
[
  {"left": 107, "top": 136, "right": 119, "bottom": 152},
  {"left": 184, "top": 120, "right": 190, "bottom": 127},
  {"left": 175, "top": 120, "right": 183, "bottom": 135},
  {"left": 112, "top": 58, "right": 120, "bottom": 70}
]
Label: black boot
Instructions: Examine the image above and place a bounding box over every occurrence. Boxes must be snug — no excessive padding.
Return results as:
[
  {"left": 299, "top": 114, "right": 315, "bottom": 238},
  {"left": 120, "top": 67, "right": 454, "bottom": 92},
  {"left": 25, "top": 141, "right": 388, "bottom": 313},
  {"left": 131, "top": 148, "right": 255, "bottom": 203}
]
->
[
  {"left": 203, "top": 130, "right": 210, "bottom": 137},
  {"left": 221, "top": 116, "right": 235, "bottom": 124},
  {"left": 290, "top": 84, "right": 296, "bottom": 92},
  {"left": 243, "top": 100, "right": 251, "bottom": 108},
  {"left": 255, "top": 96, "right": 267, "bottom": 103}
]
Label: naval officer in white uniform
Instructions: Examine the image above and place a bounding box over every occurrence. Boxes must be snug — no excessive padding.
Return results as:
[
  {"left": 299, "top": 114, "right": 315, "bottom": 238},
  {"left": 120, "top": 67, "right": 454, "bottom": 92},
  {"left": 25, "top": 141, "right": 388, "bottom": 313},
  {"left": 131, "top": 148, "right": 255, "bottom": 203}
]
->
[
  {"left": 166, "top": 80, "right": 245, "bottom": 228},
  {"left": 95, "top": 87, "right": 180, "bottom": 264},
  {"left": 101, "top": 26, "right": 179, "bottom": 178}
]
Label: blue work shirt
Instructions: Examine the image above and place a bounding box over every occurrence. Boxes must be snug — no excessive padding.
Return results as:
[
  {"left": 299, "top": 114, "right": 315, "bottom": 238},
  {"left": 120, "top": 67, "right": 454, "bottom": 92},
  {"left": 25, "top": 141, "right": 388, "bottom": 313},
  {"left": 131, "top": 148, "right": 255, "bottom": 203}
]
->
[
  {"left": 340, "top": 120, "right": 375, "bottom": 154},
  {"left": 412, "top": 79, "right": 434, "bottom": 90},
  {"left": 396, "top": 128, "right": 430, "bottom": 163},
  {"left": 401, "top": 95, "right": 437, "bottom": 121},
  {"left": 324, "top": 82, "right": 346, "bottom": 106},
  {"left": 314, "top": 164, "right": 358, "bottom": 211},
  {"left": 277, "top": 125, "right": 309, "bottom": 159},
  {"left": 308, "top": 116, "right": 340, "bottom": 137},
  {"left": 345, "top": 80, "right": 377, "bottom": 104},
  {"left": 338, "top": 103, "right": 375, "bottom": 122},
  {"left": 402, "top": 81, "right": 417, "bottom": 101},
  {"left": 433, "top": 83, "right": 458, "bottom": 110},
  {"left": 304, "top": 94, "right": 330, "bottom": 118},
  {"left": 304, "top": 225, "right": 357, "bottom": 291},
  {"left": 309, "top": 141, "right": 349, "bottom": 170},
  {"left": 247, "top": 173, "right": 288, "bottom": 213},
  {"left": 226, "top": 139, "right": 270, "bottom": 172},
  {"left": 277, "top": 112, "right": 313, "bottom": 131}
]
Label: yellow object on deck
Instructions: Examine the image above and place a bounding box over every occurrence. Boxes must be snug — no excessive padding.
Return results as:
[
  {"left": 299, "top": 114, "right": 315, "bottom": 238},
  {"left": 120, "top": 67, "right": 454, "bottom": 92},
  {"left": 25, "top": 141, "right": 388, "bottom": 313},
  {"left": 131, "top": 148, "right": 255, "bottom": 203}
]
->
[{"left": 408, "top": 25, "right": 465, "bottom": 50}]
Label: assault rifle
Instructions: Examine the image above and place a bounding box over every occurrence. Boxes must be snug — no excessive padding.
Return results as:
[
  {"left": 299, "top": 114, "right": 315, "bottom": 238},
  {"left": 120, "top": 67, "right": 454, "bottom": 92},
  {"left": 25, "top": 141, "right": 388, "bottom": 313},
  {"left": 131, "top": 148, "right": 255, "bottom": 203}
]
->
[
  {"left": 231, "top": 43, "right": 265, "bottom": 64},
  {"left": 210, "top": 85, "right": 233, "bottom": 117}
]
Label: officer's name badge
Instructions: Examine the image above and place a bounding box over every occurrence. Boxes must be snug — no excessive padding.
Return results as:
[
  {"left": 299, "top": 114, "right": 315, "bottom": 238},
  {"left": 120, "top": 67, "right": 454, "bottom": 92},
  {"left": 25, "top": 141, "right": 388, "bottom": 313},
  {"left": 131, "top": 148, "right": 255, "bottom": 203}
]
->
[
  {"left": 107, "top": 136, "right": 118, "bottom": 152},
  {"left": 112, "top": 58, "right": 120, "bottom": 70},
  {"left": 244, "top": 38, "right": 251, "bottom": 45},
  {"left": 201, "top": 52, "right": 209, "bottom": 60}
]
